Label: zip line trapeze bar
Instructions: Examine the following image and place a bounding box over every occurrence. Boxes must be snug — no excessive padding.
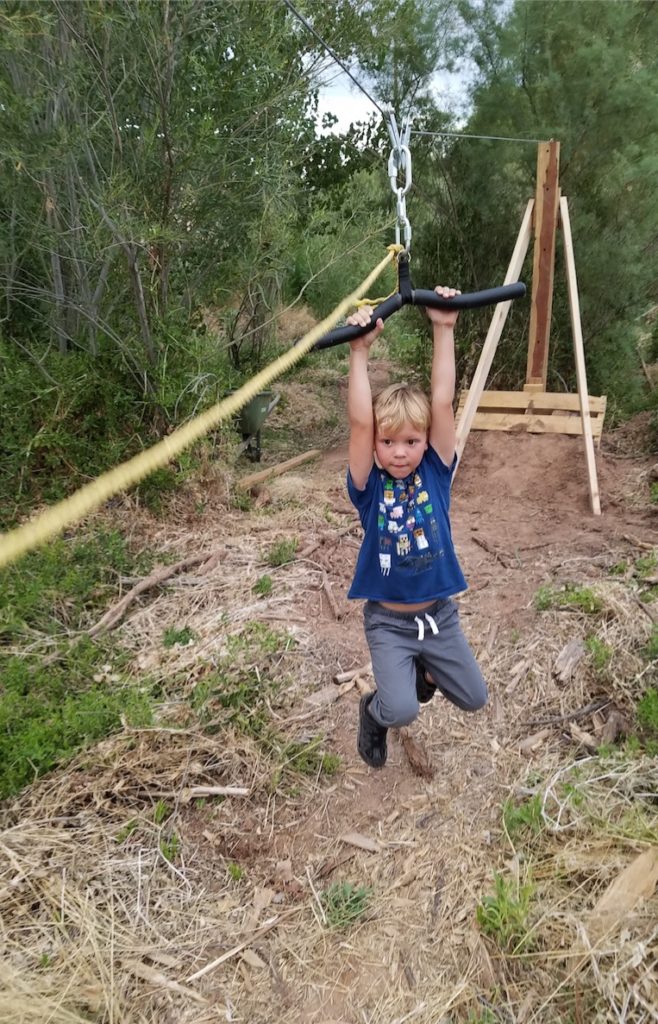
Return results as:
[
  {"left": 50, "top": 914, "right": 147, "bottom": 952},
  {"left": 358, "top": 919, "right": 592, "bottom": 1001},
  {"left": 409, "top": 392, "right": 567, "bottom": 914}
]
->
[{"left": 313, "top": 253, "right": 526, "bottom": 351}]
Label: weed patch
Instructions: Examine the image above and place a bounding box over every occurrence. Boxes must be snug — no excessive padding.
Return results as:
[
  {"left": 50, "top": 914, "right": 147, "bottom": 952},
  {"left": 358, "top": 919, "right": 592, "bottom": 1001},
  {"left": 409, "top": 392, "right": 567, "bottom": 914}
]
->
[
  {"left": 534, "top": 582, "right": 603, "bottom": 614},
  {"left": 321, "top": 881, "right": 371, "bottom": 929},
  {"left": 502, "top": 793, "right": 544, "bottom": 841},
  {"left": 476, "top": 873, "right": 534, "bottom": 953},
  {"left": 266, "top": 538, "right": 298, "bottom": 566},
  {"left": 163, "top": 626, "right": 197, "bottom": 647}
]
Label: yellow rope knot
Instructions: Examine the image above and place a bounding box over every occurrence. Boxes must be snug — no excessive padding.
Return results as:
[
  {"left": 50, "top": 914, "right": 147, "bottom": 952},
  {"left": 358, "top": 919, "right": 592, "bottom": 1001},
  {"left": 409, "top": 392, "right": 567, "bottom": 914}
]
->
[{"left": 354, "top": 243, "right": 405, "bottom": 309}]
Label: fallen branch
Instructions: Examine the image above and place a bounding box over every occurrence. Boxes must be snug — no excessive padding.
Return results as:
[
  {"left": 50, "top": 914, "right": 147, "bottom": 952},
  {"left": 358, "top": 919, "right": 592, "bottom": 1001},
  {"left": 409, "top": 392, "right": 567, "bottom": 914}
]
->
[
  {"left": 187, "top": 907, "right": 301, "bottom": 982},
  {"left": 333, "top": 661, "right": 372, "bottom": 685},
  {"left": 322, "top": 572, "right": 342, "bottom": 619},
  {"left": 181, "top": 785, "right": 250, "bottom": 802},
  {"left": 524, "top": 698, "right": 610, "bottom": 729},
  {"left": 471, "top": 535, "right": 516, "bottom": 568},
  {"left": 236, "top": 449, "right": 321, "bottom": 491},
  {"left": 88, "top": 551, "right": 221, "bottom": 637}
]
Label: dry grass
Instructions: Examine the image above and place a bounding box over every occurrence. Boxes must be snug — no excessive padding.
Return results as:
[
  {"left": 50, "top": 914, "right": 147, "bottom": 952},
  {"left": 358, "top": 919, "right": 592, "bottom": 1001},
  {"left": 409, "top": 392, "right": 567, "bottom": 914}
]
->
[{"left": 3, "top": 546, "right": 657, "bottom": 1022}]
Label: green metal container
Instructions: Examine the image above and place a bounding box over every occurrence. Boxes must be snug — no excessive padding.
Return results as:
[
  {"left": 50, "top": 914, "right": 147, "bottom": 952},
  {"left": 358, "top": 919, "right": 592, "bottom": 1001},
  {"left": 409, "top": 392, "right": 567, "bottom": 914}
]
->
[{"left": 238, "top": 391, "right": 280, "bottom": 436}]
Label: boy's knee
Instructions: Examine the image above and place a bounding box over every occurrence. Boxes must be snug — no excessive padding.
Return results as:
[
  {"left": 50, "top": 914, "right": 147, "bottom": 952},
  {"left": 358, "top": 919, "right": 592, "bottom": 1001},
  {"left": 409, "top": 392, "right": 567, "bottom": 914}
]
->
[
  {"left": 462, "top": 680, "right": 488, "bottom": 712},
  {"left": 371, "top": 691, "right": 418, "bottom": 729}
]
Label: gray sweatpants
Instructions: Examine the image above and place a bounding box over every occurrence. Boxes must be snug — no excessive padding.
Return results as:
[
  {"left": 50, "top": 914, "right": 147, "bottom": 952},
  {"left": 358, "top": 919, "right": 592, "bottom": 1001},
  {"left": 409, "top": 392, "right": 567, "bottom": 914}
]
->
[{"left": 364, "top": 599, "right": 488, "bottom": 729}]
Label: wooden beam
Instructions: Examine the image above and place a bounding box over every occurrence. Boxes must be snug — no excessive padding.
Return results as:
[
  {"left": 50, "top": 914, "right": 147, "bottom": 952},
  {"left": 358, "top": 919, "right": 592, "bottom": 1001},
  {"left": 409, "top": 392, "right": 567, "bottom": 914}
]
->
[
  {"left": 457, "top": 390, "right": 607, "bottom": 414},
  {"left": 559, "top": 196, "right": 601, "bottom": 515},
  {"left": 455, "top": 199, "right": 533, "bottom": 466},
  {"left": 464, "top": 411, "right": 604, "bottom": 440},
  {"left": 526, "top": 141, "right": 560, "bottom": 389},
  {"left": 236, "top": 448, "right": 321, "bottom": 490}
]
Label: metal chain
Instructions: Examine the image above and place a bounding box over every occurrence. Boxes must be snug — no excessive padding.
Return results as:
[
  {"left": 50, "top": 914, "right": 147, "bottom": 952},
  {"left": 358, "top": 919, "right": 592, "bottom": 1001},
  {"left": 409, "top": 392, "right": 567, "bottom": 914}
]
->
[{"left": 384, "top": 106, "right": 413, "bottom": 251}]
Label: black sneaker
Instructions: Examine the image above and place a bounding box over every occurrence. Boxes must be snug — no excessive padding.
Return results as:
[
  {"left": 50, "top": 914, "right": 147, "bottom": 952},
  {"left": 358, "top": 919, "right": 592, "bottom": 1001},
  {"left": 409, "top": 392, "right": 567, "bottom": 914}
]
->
[
  {"left": 415, "top": 658, "right": 437, "bottom": 704},
  {"left": 357, "top": 693, "right": 388, "bottom": 768}
]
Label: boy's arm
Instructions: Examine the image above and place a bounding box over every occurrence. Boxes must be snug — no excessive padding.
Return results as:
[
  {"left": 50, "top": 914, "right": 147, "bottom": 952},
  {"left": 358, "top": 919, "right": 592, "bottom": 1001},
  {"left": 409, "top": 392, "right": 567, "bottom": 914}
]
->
[
  {"left": 347, "top": 307, "right": 384, "bottom": 490},
  {"left": 427, "top": 286, "right": 460, "bottom": 466}
]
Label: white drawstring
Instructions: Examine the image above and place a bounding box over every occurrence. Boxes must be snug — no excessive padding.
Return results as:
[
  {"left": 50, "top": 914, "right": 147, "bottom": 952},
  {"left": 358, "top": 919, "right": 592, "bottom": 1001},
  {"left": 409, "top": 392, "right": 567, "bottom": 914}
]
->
[{"left": 414, "top": 613, "right": 439, "bottom": 641}]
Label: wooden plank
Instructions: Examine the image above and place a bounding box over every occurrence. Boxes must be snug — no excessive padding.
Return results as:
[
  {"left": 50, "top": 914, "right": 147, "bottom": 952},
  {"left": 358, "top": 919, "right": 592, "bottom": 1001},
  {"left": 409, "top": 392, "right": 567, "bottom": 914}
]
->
[
  {"left": 457, "top": 390, "right": 606, "bottom": 414},
  {"left": 560, "top": 195, "right": 601, "bottom": 514},
  {"left": 236, "top": 448, "right": 321, "bottom": 490},
  {"left": 467, "top": 411, "right": 604, "bottom": 439},
  {"left": 455, "top": 199, "right": 534, "bottom": 467},
  {"left": 526, "top": 141, "right": 560, "bottom": 389}
]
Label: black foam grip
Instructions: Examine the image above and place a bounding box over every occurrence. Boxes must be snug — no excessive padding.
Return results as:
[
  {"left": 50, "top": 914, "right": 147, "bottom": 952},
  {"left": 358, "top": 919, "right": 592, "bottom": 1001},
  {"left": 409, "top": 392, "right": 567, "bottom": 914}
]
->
[
  {"left": 412, "top": 282, "right": 526, "bottom": 310},
  {"left": 311, "top": 282, "right": 526, "bottom": 351},
  {"left": 312, "top": 294, "right": 403, "bottom": 351}
]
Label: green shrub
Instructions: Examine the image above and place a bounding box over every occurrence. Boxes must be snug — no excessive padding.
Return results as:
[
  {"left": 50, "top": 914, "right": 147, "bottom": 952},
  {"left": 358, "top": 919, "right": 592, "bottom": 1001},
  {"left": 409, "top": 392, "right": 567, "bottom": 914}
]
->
[{"left": 0, "top": 529, "right": 157, "bottom": 798}]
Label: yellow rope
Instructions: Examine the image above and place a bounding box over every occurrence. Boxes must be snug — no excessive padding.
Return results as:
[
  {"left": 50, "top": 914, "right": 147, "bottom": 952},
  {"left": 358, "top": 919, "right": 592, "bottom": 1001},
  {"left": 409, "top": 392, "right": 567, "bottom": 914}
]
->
[
  {"left": 354, "top": 243, "right": 404, "bottom": 308},
  {"left": 0, "top": 250, "right": 395, "bottom": 570}
]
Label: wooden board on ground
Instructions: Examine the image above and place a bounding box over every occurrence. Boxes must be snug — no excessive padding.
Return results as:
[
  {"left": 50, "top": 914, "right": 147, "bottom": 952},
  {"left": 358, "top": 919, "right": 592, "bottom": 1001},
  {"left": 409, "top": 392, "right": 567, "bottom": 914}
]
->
[{"left": 456, "top": 389, "right": 607, "bottom": 445}]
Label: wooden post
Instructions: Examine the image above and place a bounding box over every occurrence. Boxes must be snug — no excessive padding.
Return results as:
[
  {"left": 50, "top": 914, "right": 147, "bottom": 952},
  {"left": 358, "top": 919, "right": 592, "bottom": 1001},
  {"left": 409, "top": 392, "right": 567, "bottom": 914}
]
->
[
  {"left": 455, "top": 199, "right": 534, "bottom": 466},
  {"left": 559, "top": 196, "right": 601, "bottom": 515},
  {"left": 525, "top": 140, "right": 560, "bottom": 391}
]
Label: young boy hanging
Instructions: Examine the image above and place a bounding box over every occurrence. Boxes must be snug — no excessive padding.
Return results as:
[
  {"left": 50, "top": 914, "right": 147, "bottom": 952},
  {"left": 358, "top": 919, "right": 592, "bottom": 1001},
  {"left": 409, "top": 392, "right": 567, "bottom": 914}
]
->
[{"left": 345, "top": 287, "right": 488, "bottom": 768}]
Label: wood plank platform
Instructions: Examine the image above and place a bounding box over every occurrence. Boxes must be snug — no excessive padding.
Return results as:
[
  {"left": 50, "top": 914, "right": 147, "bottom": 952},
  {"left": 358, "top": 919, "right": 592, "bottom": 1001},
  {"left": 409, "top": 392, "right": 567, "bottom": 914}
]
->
[{"left": 456, "top": 390, "right": 607, "bottom": 445}]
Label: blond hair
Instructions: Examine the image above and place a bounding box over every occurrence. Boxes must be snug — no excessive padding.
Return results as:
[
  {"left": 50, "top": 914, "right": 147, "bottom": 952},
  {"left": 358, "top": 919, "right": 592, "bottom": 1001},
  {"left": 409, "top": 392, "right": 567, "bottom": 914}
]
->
[{"left": 373, "top": 383, "right": 430, "bottom": 435}]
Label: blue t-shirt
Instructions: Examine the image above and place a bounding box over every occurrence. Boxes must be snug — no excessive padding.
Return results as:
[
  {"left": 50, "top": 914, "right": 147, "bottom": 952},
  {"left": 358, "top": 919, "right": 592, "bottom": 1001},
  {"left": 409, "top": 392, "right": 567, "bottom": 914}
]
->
[{"left": 347, "top": 445, "right": 467, "bottom": 603}]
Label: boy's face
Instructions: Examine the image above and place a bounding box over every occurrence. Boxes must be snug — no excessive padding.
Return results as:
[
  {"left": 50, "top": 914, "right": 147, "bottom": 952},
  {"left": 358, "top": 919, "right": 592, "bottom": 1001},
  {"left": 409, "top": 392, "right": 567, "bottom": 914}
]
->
[{"left": 374, "top": 421, "right": 428, "bottom": 479}]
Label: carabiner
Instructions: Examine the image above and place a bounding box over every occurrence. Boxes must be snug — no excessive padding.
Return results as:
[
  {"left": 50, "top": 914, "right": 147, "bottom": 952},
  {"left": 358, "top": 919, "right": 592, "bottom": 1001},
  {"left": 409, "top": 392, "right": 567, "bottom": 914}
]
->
[{"left": 385, "top": 106, "right": 413, "bottom": 251}]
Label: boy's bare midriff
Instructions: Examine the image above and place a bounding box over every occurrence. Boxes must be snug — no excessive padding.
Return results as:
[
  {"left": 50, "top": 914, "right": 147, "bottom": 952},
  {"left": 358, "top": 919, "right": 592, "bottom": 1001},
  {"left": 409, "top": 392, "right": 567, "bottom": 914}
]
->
[{"left": 379, "top": 599, "right": 437, "bottom": 612}]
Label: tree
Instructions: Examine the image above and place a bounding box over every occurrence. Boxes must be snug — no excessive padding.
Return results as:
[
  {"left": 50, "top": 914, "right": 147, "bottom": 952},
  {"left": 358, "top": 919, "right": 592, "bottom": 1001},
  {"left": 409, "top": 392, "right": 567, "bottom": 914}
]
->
[{"left": 410, "top": 0, "right": 658, "bottom": 407}]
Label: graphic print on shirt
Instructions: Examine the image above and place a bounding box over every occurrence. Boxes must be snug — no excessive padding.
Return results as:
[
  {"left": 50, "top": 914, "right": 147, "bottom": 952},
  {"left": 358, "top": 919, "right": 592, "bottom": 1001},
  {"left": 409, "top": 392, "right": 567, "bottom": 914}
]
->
[{"left": 377, "top": 470, "right": 444, "bottom": 576}]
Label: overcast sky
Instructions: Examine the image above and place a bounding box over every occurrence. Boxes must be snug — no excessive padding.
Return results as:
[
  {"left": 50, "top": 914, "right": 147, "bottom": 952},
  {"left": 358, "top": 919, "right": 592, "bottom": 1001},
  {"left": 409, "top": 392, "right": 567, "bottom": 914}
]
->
[{"left": 315, "top": 68, "right": 473, "bottom": 135}]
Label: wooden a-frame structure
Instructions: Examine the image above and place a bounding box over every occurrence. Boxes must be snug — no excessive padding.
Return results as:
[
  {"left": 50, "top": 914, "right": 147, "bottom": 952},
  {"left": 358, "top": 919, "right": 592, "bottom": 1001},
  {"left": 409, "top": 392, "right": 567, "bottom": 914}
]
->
[{"left": 455, "top": 140, "right": 604, "bottom": 515}]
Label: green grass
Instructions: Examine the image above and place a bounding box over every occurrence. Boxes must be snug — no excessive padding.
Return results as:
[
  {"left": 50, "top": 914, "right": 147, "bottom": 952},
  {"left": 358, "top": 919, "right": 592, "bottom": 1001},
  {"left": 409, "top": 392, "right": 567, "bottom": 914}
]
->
[
  {"left": 0, "top": 644, "right": 154, "bottom": 798},
  {"left": 0, "top": 530, "right": 157, "bottom": 799},
  {"left": 637, "top": 687, "right": 658, "bottom": 734},
  {"left": 534, "top": 583, "right": 603, "bottom": 614},
  {"left": 227, "top": 861, "right": 244, "bottom": 881},
  {"left": 644, "top": 626, "right": 658, "bottom": 660},
  {"left": 635, "top": 551, "right": 657, "bottom": 578},
  {"left": 159, "top": 832, "right": 181, "bottom": 862},
  {"left": 163, "top": 625, "right": 197, "bottom": 647},
  {"left": 321, "top": 881, "right": 371, "bottom": 928},
  {"left": 585, "top": 635, "right": 613, "bottom": 672},
  {"left": 0, "top": 528, "right": 154, "bottom": 641},
  {"left": 502, "top": 793, "right": 544, "bottom": 841},
  {"left": 477, "top": 873, "right": 534, "bottom": 953},
  {"left": 266, "top": 538, "right": 298, "bottom": 567},
  {"left": 253, "top": 574, "right": 273, "bottom": 596}
]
